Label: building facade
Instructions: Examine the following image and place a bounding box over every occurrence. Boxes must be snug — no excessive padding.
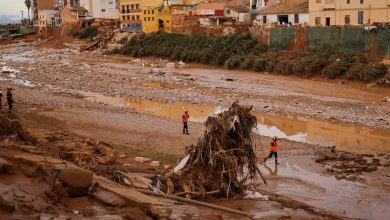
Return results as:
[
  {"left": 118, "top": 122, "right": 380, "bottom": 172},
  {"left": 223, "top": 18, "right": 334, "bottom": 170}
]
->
[
  {"left": 256, "top": 0, "right": 309, "bottom": 25},
  {"left": 80, "top": 0, "right": 119, "bottom": 19},
  {"left": 38, "top": 9, "right": 55, "bottom": 30},
  {"left": 309, "top": 0, "right": 390, "bottom": 26},
  {"left": 119, "top": 0, "right": 142, "bottom": 32}
]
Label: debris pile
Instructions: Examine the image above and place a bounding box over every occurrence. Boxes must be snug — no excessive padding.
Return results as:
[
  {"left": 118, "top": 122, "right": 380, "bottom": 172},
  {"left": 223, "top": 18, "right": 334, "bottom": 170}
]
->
[{"left": 163, "top": 101, "right": 265, "bottom": 198}]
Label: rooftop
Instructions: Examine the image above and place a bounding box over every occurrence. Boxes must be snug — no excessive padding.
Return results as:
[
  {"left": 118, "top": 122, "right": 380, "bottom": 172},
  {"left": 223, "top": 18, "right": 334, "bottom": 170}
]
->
[{"left": 258, "top": 0, "right": 308, "bottom": 15}]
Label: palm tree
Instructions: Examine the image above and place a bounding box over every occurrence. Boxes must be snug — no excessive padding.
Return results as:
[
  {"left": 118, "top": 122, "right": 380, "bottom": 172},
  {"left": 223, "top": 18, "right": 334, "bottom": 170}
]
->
[{"left": 24, "top": 0, "right": 31, "bottom": 24}]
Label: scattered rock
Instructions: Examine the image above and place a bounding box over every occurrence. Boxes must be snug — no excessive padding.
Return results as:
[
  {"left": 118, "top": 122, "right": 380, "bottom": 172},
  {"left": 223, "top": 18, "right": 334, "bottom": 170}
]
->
[
  {"left": 0, "top": 186, "right": 15, "bottom": 212},
  {"left": 0, "top": 158, "right": 13, "bottom": 174},
  {"left": 149, "top": 206, "right": 172, "bottom": 219},
  {"left": 58, "top": 167, "right": 93, "bottom": 196},
  {"left": 92, "top": 188, "right": 127, "bottom": 207},
  {"left": 150, "top": 161, "right": 160, "bottom": 167},
  {"left": 135, "top": 157, "right": 151, "bottom": 163},
  {"left": 85, "top": 138, "right": 97, "bottom": 146},
  {"left": 345, "top": 174, "right": 357, "bottom": 181},
  {"left": 383, "top": 97, "right": 390, "bottom": 103}
]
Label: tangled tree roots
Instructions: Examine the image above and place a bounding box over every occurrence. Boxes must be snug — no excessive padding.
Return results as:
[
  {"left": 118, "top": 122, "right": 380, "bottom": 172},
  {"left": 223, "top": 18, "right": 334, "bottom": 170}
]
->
[{"left": 163, "top": 101, "right": 265, "bottom": 198}]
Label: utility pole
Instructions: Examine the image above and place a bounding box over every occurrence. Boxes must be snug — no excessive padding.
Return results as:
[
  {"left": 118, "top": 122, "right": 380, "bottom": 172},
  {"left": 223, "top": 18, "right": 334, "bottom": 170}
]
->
[{"left": 20, "top": 10, "right": 24, "bottom": 22}]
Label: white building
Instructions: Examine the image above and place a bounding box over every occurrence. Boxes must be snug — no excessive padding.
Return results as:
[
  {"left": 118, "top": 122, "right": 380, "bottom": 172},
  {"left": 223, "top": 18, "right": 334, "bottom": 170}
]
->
[
  {"left": 79, "top": 0, "right": 119, "bottom": 19},
  {"left": 256, "top": 0, "right": 309, "bottom": 26}
]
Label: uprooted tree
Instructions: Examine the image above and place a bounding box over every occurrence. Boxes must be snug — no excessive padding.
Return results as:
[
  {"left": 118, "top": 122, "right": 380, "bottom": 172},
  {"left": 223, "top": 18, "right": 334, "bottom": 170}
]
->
[{"left": 160, "top": 101, "right": 266, "bottom": 198}]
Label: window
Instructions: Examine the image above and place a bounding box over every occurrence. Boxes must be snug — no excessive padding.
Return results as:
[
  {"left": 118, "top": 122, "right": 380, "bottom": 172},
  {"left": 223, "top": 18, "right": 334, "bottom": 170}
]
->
[
  {"left": 144, "top": 10, "right": 146, "bottom": 14},
  {"left": 152, "top": 17, "right": 154, "bottom": 21},
  {"left": 344, "top": 15, "right": 350, "bottom": 25},
  {"left": 148, "top": 10, "right": 150, "bottom": 14},
  {"left": 167, "top": 20, "right": 169, "bottom": 23},
  {"left": 136, "top": 4, "right": 139, "bottom": 9},
  {"left": 360, "top": 0, "right": 364, "bottom": 3},
  {"left": 263, "top": 15, "right": 267, "bottom": 24},
  {"left": 101, "top": 9, "right": 106, "bottom": 12},
  {"left": 325, "top": 0, "right": 334, "bottom": 3},
  {"left": 148, "top": 17, "right": 150, "bottom": 21},
  {"left": 127, "top": 15, "right": 130, "bottom": 20},
  {"left": 122, "top": 15, "right": 125, "bottom": 20},
  {"left": 136, "top": 15, "right": 140, "bottom": 20},
  {"left": 132, "top": 15, "right": 135, "bottom": 20},
  {"left": 316, "top": 0, "right": 321, "bottom": 2},
  {"left": 152, "top": 10, "right": 154, "bottom": 14},
  {"left": 122, "top": 5, "right": 125, "bottom": 13},
  {"left": 131, "top": 4, "right": 134, "bottom": 10},
  {"left": 325, "top": 17, "right": 330, "bottom": 26},
  {"left": 315, "top": 17, "right": 321, "bottom": 25},
  {"left": 144, "top": 17, "right": 146, "bottom": 21},
  {"left": 347, "top": 0, "right": 350, "bottom": 4},
  {"left": 226, "top": 9, "right": 230, "bottom": 14},
  {"left": 294, "top": 14, "right": 299, "bottom": 23},
  {"left": 358, "top": 11, "right": 364, "bottom": 24}
]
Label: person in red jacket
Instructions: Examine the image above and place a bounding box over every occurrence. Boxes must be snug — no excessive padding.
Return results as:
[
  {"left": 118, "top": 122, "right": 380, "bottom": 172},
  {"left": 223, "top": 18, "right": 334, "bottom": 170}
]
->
[
  {"left": 264, "top": 138, "right": 279, "bottom": 164},
  {"left": 182, "top": 110, "right": 190, "bottom": 134}
]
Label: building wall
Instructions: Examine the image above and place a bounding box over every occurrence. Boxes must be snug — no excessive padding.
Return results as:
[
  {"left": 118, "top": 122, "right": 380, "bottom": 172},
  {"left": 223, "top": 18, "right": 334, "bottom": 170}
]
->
[
  {"left": 257, "top": 13, "right": 309, "bottom": 25},
  {"left": 120, "top": 0, "right": 142, "bottom": 31},
  {"left": 80, "top": 0, "right": 119, "bottom": 19},
  {"left": 309, "top": 0, "right": 390, "bottom": 26},
  {"left": 141, "top": 0, "right": 163, "bottom": 33},
  {"left": 38, "top": 9, "right": 55, "bottom": 30}
]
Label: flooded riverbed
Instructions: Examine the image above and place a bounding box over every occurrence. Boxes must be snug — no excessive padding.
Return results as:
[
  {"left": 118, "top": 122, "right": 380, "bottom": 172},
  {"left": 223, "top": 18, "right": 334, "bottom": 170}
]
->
[{"left": 80, "top": 91, "right": 390, "bottom": 154}]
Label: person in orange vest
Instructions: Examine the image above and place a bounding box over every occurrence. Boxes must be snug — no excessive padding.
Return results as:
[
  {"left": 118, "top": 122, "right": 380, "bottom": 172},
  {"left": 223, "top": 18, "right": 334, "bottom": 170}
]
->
[
  {"left": 182, "top": 110, "right": 190, "bottom": 134},
  {"left": 264, "top": 137, "right": 279, "bottom": 164}
]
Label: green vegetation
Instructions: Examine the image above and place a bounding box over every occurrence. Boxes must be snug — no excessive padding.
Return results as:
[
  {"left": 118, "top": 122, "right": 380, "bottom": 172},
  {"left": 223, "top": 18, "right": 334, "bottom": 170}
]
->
[
  {"left": 73, "top": 27, "right": 98, "bottom": 40},
  {"left": 113, "top": 33, "right": 389, "bottom": 84}
]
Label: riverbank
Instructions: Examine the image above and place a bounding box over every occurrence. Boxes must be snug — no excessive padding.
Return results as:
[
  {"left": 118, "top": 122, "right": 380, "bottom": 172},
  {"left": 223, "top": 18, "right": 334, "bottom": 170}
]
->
[{"left": 0, "top": 37, "right": 390, "bottom": 219}]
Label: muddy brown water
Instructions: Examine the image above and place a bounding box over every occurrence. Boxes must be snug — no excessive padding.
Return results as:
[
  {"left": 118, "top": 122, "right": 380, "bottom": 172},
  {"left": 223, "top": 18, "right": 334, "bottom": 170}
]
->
[{"left": 80, "top": 91, "right": 390, "bottom": 155}]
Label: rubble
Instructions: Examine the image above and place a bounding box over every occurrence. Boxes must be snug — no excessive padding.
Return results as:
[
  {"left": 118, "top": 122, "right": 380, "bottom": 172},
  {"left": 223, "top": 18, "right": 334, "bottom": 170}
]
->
[{"left": 160, "top": 101, "right": 265, "bottom": 198}]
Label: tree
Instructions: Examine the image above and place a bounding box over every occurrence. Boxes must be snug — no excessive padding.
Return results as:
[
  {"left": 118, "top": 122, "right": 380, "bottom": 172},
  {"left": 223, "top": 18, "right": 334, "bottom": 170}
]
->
[{"left": 24, "top": 0, "right": 31, "bottom": 24}]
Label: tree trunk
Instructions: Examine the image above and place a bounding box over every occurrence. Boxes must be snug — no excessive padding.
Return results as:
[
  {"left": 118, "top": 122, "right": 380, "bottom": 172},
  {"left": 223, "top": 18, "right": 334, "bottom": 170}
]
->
[{"left": 27, "top": 7, "right": 30, "bottom": 24}]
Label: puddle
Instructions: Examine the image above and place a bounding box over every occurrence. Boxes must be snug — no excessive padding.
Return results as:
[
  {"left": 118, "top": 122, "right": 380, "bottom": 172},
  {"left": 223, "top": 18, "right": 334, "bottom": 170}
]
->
[
  {"left": 255, "top": 114, "right": 390, "bottom": 154},
  {"left": 259, "top": 161, "right": 390, "bottom": 219},
  {"left": 80, "top": 92, "right": 390, "bottom": 154},
  {"left": 80, "top": 91, "right": 224, "bottom": 123}
]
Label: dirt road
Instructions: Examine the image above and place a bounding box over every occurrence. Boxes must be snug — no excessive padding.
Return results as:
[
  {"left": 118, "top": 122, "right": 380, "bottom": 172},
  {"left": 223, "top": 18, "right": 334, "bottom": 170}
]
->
[{"left": 1, "top": 39, "right": 390, "bottom": 219}]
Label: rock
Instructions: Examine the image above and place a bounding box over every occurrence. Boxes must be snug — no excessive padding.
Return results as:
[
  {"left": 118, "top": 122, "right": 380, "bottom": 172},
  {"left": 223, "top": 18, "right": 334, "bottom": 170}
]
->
[
  {"left": 58, "top": 167, "right": 93, "bottom": 196},
  {"left": 92, "top": 188, "right": 127, "bottom": 207},
  {"left": 0, "top": 186, "right": 15, "bottom": 212},
  {"left": 345, "top": 174, "right": 357, "bottom": 181},
  {"left": 135, "top": 157, "right": 151, "bottom": 163},
  {"left": 150, "top": 161, "right": 160, "bottom": 167},
  {"left": 84, "top": 138, "right": 96, "bottom": 146},
  {"left": 149, "top": 206, "right": 172, "bottom": 219},
  {"left": 383, "top": 97, "right": 390, "bottom": 102},
  {"left": 0, "top": 158, "right": 13, "bottom": 174}
]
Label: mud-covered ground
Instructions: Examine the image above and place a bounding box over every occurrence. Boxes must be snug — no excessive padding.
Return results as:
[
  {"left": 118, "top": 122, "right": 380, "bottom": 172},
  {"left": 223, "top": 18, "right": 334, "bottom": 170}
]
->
[{"left": 0, "top": 37, "right": 390, "bottom": 219}]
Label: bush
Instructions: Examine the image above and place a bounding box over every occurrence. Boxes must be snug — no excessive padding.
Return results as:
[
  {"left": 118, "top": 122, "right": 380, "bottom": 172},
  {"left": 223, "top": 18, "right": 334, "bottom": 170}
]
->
[
  {"left": 225, "top": 56, "right": 243, "bottom": 69},
  {"left": 253, "top": 58, "right": 267, "bottom": 72},
  {"left": 347, "top": 63, "right": 388, "bottom": 82},
  {"left": 321, "top": 56, "right": 350, "bottom": 79},
  {"left": 73, "top": 27, "right": 98, "bottom": 39}
]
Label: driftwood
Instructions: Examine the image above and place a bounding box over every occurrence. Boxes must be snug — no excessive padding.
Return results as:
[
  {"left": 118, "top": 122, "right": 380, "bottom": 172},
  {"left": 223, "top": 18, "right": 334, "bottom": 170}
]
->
[
  {"left": 136, "top": 189, "right": 252, "bottom": 218},
  {"left": 162, "top": 101, "right": 265, "bottom": 198}
]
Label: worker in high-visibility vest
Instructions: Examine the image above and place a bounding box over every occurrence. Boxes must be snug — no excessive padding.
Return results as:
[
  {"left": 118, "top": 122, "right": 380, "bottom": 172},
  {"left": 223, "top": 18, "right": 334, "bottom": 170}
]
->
[
  {"left": 264, "top": 137, "right": 279, "bottom": 164},
  {"left": 182, "top": 110, "right": 190, "bottom": 135}
]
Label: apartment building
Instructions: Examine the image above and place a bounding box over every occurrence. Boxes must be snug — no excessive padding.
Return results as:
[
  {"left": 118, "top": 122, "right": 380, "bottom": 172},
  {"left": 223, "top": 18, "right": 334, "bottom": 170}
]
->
[
  {"left": 309, "top": 0, "right": 390, "bottom": 26},
  {"left": 119, "top": 0, "right": 142, "bottom": 31}
]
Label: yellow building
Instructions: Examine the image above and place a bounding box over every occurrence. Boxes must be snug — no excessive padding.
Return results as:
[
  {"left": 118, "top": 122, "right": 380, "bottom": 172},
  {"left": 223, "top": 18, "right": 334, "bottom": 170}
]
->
[
  {"left": 309, "top": 0, "right": 390, "bottom": 26},
  {"left": 120, "top": 0, "right": 142, "bottom": 32},
  {"left": 141, "top": 0, "right": 172, "bottom": 34}
]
